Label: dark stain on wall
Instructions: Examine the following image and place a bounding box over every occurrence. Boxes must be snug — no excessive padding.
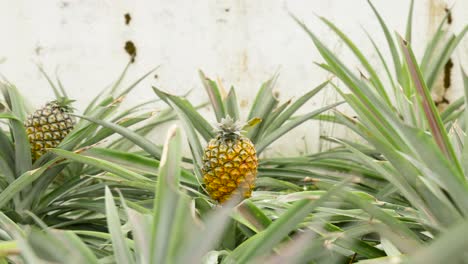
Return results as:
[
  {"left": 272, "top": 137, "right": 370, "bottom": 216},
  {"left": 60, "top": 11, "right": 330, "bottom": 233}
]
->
[
  {"left": 438, "top": 7, "right": 453, "bottom": 107},
  {"left": 435, "top": 6, "right": 455, "bottom": 110},
  {"left": 124, "top": 13, "right": 132, "bottom": 25},
  {"left": 444, "top": 7, "right": 452, "bottom": 24},
  {"left": 443, "top": 7, "right": 453, "bottom": 92},
  {"left": 435, "top": 58, "right": 453, "bottom": 108},
  {"left": 443, "top": 59, "right": 454, "bottom": 89},
  {"left": 435, "top": 96, "right": 450, "bottom": 107},
  {"left": 124, "top": 41, "right": 137, "bottom": 63}
]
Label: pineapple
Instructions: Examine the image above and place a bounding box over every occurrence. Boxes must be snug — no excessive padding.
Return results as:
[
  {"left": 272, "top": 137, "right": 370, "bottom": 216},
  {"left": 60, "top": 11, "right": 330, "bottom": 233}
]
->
[
  {"left": 156, "top": 71, "right": 327, "bottom": 203},
  {"left": 202, "top": 116, "right": 258, "bottom": 203},
  {"left": 24, "top": 98, "right": 75, "bottom": 161}
]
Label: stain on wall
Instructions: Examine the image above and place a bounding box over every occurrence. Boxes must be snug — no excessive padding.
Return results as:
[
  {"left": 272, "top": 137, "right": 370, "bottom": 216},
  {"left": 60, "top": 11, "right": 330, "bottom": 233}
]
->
[
  {"left": 444, "top": 7, "right": 452, "bottom": 24},
  {"left": 124, "top": 13, "right": 132, "bottom": 25},
  {"left": 443, "top": 58, "right": 454, "bottom": 91},
  {"left": 124, "top": 41, "right": 137, "bottom": 62},
  {"left": 429, "top": 1, "right": 455, "bottom": 111},
  {"left": 122, "top": 12, "right": 136, "bottom": 63}
]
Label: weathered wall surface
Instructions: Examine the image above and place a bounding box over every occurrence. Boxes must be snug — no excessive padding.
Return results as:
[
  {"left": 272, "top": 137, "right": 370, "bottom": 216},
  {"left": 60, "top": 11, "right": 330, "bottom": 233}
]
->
[{"left": 0, "top": 0, "right": 466, "bottom": 154}]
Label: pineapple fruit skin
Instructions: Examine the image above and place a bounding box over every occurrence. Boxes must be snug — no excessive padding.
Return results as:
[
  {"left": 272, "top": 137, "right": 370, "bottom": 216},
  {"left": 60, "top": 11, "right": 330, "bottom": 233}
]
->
[
  {"left": 25, "top": 101, "right": 75, "bottom": 161},
  {"left": 202, "top": 135, "right": 258, "bottom": 203}
]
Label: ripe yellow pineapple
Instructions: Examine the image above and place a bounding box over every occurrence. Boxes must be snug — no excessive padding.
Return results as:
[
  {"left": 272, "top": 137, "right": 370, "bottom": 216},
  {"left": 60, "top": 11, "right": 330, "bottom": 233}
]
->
[
  {"left": 24, "top": 98, "right": 75, "bottom": 161},
  {"left": 202, "top": 116, "right": 258, "bottom": 203}
]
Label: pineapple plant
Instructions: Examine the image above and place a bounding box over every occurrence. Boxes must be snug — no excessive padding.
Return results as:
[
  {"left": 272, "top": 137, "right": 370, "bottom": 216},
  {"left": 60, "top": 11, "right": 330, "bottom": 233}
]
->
[
  {"left": 202, "top": 116, "right": 258, "bottom": 203},
  {"left": 25, "top": 97, "right": 75, "bottom": 161},
  {"left": 0, "top": 126, "right": 350, "bottom": 264},
  {"left": 154, "top": 70, "right": 340, "bottom": 204},
  {"left": 0, "top": 64, "right": 180, "bottom": 231},
  {"left": 286, "top": 0, "right": 468, "bottom": 262}
]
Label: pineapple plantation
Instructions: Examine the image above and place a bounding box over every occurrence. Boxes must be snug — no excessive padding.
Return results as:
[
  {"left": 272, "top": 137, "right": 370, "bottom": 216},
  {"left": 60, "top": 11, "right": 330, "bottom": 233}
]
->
[{"left": 0, "top": 0, "right": 468, "bottom": 263}]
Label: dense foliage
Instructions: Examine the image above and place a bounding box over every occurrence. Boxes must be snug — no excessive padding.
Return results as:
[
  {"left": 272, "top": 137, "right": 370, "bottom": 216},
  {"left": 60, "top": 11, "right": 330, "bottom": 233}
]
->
[{"left": 0, "top": 1, "right": 467, "bottom": 263}]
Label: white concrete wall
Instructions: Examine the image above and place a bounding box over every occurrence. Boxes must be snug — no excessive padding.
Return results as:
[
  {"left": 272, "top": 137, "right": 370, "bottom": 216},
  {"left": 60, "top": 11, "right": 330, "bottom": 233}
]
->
[{"left": 0, "top": 0, "right": 466, "bottom": 154}]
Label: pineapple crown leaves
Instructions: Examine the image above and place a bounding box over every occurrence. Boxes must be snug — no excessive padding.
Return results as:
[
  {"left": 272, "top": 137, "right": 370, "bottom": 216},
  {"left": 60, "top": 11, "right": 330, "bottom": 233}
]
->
[
  {"left": 213, "top": 116, "right": 263, "bottom": 141},
  {"left": 214, "top": 116, "right": 245, "bottom": 138},
  {"left": 50, "top": 97, "right": 76, "bottom": 112}
]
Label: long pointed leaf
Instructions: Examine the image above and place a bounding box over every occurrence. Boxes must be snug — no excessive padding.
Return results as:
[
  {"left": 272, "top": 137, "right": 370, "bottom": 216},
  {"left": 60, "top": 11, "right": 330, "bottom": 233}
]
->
[
  {"left": 74, "top": 114, "right": 162, "bottom": 159},
  {"left": 199, "top": 70, "right": 226, "bottom": 121},
  {"left": 398, "top": 36, "right": 460, "bottom": 171},
  {"left": 105, "top": 187, "right": 135, "bottom": 264},
  {"left": 150, "top": 126, "right": 183, "bottom": 263}
]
